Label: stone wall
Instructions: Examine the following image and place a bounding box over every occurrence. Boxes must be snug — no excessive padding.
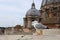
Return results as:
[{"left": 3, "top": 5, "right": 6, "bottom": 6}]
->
[
  {"left": 35, "top": 29, "right": 60, "bottom": 35},
  {"left": 43, "top": 29, "right": 60, "bottom": 35}
]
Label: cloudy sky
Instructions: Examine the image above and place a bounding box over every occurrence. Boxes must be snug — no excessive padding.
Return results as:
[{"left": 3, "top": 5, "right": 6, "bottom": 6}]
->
[{"left": 0, "top": 0, "right": 42, "bottom": 27}]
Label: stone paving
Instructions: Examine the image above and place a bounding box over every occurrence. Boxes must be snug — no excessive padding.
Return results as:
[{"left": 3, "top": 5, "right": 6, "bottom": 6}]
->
[{"left": 0, "top": 35, "right": 60, "bottom": 40}]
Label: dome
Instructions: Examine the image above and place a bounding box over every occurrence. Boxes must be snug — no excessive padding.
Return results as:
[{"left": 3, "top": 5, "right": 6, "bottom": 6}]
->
[
  {"left": 26, "top": 2, "right": 40, "bottom": 17},
  {"left": 26, "top": 9, "right": 40, "bottom": 16},
  {"left": 41, "top": 0, "right": 60, "bottom": 6}
]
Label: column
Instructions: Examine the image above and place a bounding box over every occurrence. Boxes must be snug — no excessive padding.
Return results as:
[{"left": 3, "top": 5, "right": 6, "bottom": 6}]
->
[
  {"left": 27, "top": 18, "right": 32, "bottom": 28},
  {"left": 23, "top": 18, "right": 27, "bottom": 28}
]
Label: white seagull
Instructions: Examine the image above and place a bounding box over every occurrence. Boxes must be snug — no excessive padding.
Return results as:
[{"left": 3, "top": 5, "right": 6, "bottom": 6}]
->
[{"left": 32, "top": 20, "right": 47, "bottom": 29}]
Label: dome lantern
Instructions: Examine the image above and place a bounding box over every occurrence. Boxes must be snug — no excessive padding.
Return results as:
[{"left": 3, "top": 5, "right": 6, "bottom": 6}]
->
[{"left": 31, "top": 0, "right": 35, "bottom": 9}]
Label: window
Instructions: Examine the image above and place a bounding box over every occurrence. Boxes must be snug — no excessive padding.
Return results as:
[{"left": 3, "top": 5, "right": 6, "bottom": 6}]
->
[
  {"left": 53, "top": 12, "right": 57, "bottom": 16},
  {"left": 45, "top": 8, "right": 49, "bottom": 13},
  {"left": 45, "top": 8, "right": 49, "bottom": 17},
  {"left": 52, "top": 7, "right": 57, "bottom": 16},
  {"left": 59, "top": 6, "right": 60, "bottom": 12}
]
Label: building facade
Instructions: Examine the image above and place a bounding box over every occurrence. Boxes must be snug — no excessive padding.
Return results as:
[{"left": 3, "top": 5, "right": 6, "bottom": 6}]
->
[{"left": 40, "top": 0, "right": 60, "bottom": 28}]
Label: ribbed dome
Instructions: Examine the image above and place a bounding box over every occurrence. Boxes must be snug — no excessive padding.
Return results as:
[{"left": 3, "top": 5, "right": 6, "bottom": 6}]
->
[
  {"left": 26, "top": 9, "right": 40, "bottom": 17},
  {"left": 26, "top": 2, "right": 40, "bottom": 17},
  {"left": 41, "top": 0, "right": 60, "bottom": 6}
]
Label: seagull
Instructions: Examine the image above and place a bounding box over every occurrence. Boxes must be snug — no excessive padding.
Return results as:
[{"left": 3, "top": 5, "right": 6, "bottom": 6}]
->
[{"left": 32, "top": 20, "right": 47, "bottom": 29}]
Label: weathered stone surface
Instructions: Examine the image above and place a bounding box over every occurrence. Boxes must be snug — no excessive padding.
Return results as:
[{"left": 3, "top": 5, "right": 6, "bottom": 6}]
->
[{"left": 0, "top": 35, "right": 60, "bottom": 40}]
